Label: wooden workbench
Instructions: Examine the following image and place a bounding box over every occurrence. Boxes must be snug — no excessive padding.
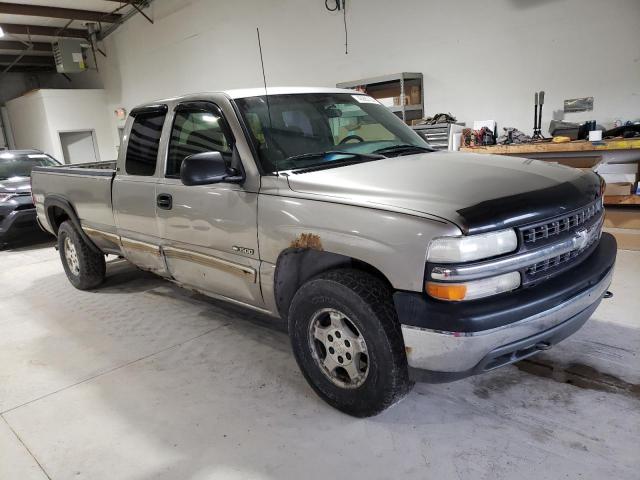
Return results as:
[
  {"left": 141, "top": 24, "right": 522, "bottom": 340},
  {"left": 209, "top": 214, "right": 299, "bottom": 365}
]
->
[
  {"left": 460, "top": 138, "right": 640, "bottom": 169},
  {"left": 460, "top": 138, "right": 640, "bottom": 155}
]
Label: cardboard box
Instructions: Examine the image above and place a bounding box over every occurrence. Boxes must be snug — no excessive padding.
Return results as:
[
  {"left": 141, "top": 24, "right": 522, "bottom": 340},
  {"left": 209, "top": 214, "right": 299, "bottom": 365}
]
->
[
  {"left": 597, "top": 163, "right": 639, "bottom": 174},
  {"left": 369, "top": 86, "right": 400, "bottom": 99},
  {"left": 603, "top": 227, "right": 640, "bottom": 251},
  {"left": 600, "top": 173, "right": 637, "bottom": 184},
  {"left": 377, "top": 97, "right": 395, "bottom": 107},
  {"left": 393, "top": 96, "right": 409, "bottom": 106},
  {"left": 604, "top": 208, "right": 640, "bottom": 229},
  {"left": 408, "top": 86, "right": 421, "bottom": 105},
  {"left": 605, "top": 182, "right": 633, "bottom": 196},
  {"left": 376, "top": 96, "right": 408, "bottom": 107}
]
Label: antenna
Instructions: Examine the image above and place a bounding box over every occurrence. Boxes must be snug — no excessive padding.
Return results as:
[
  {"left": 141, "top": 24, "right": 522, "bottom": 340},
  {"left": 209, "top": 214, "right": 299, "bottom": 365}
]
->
[{"left": 256, "top": 27, "right": 277, "bottom": 175}]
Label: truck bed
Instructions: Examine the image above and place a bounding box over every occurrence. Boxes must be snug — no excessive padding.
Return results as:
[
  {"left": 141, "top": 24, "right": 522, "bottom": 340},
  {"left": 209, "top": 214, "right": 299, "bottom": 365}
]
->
[{"left": 31, "top": 161, "right": 118, "bottom": 237}]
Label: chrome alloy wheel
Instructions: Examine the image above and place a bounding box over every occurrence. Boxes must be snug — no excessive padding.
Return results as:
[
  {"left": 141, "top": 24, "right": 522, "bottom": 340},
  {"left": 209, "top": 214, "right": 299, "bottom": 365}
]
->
[
  {"left": 308, "top": 308, "right": 369, "bottom": 388},
  {"left": 64, "top": 236, "right": 80, "bottom": 276}
]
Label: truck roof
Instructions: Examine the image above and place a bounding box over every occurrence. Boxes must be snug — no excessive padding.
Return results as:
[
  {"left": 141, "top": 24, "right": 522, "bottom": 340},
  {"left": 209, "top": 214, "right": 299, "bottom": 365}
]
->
[
  {"left": 0, "top": 149, "right": 43, "bottom": 155},
  {"left": 140, "top": 87, "right": 361, "bottom": 108},
  {"left": 223, "top": 86, "right": 358, "bottom": 99}
]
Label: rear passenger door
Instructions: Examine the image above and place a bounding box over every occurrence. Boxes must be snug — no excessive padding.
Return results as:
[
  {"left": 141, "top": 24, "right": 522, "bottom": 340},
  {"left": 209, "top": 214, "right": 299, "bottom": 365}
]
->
[
  {"left": 113, "top": 105, "right": 168, "bottom": 274},
  {"left": 155, "top": 101, "right": 262, "bottom": 306}
]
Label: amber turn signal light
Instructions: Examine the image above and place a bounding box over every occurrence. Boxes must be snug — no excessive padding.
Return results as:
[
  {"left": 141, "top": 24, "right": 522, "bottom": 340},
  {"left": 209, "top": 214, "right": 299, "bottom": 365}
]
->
[{"left": 425, "top": 282, "right": 467, "bottom": 301}]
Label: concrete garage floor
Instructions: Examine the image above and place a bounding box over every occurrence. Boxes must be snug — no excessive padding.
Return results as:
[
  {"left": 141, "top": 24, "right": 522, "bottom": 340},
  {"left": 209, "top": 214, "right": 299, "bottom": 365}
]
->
[{"left": 0, "top": 242, "right": 638, "bottom": 480}]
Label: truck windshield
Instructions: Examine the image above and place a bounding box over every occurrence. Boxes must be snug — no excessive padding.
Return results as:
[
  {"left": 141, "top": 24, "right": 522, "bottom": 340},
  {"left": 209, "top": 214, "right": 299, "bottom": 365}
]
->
[
  {"left": 0, "top": 152, "right": 60, "bottom": 180},
  {"left": 234, "top": 93, "right": 432, "bottom": 173}
]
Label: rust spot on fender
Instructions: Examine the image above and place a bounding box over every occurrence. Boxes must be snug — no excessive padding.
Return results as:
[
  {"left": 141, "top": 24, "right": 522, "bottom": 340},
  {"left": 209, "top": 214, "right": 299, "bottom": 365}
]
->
[{"left": 290, "top": 233, "right": 323, "bottom": 251}]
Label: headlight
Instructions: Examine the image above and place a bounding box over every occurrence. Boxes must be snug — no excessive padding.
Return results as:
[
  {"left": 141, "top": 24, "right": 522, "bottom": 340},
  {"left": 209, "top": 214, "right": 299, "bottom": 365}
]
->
[
  {"left": 427, "top": 228, "right": 518, "bottom": 263},
  {"left": 0, "top": 193, "right": 16, "bottom": 203},
  {"left": 426, "top": 271, "right": 521, "bottom": 301}
]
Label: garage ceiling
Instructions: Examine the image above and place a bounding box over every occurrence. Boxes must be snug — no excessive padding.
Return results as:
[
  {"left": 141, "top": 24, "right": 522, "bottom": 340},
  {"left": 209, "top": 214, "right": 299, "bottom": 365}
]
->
[{"left": 0, "top": 0, "right": 151, "bottom": 74}]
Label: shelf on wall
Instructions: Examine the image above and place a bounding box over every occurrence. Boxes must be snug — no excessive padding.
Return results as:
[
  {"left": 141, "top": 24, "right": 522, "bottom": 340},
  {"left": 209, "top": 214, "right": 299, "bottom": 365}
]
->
[
  {"left": 336, "top": 72, "right": 423, "bottom": 89},
  {"left": 388, "top": 104, "right": 422, "bottom": 113},
  {"left": 336, "top": 72, "right": 424, "bottom": 124}
]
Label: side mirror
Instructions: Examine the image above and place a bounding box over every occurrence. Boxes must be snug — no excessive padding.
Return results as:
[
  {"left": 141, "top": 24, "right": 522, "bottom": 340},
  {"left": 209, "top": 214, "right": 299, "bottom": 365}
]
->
[{"left": 180, "top": 151, "right": 242, "bottom": 186}]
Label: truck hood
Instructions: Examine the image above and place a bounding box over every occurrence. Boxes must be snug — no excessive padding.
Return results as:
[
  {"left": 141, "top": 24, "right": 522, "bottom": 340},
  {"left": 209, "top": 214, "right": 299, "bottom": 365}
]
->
[
  {"left": 0, "top": 177, "right": 31, "bottom": 194},
  {"left": 285, "top": 151, "right": 602, "bottom": 234}
]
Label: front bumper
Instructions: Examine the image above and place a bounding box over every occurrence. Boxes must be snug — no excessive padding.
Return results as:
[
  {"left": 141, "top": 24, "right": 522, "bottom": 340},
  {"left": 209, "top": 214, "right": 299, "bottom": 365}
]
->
[
  {"left": 0, "top": 206, "right": 40, "bottom": 243},
  {"left": 396, "top": 232, "right": 617, "bottom": 382}
]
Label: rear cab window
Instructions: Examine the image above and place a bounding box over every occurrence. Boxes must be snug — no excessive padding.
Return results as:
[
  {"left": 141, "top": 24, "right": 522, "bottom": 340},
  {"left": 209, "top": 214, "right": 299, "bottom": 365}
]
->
[{"left": 125, "top": 105, "right": 167, "bottom": 176}]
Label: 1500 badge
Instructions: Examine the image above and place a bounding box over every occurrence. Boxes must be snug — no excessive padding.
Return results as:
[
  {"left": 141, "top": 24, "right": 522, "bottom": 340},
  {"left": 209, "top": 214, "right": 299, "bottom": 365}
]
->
[{"left": 232, "top": 246, "right": 255, "bottom": 255}]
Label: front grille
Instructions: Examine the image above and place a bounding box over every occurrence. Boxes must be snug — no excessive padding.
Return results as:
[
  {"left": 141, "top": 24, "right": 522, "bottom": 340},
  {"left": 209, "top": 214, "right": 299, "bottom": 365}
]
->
[
  {"left": 521, "top": 200, "right": 604, "bottom": 283},
  {"left": 522, "top": 200, "right": 602, "bottom": 244},
  {"left": 526, "top": 231, "right": 600, "bottom": 276}
]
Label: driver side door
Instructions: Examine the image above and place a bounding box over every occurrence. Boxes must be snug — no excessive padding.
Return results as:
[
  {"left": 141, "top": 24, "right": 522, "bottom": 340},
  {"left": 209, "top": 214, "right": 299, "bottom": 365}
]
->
[{"left": 155, "top": 101, "right": 262, "bottom": 307}]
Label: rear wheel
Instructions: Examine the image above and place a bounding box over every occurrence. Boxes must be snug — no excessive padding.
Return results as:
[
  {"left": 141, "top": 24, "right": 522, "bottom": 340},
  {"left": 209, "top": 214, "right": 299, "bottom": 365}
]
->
[
  {"left": 58, "top": 221, "right": 106, "bottom": 290},
  {"left": 289, "top": 269, "right": 413, "bottom": 417}
]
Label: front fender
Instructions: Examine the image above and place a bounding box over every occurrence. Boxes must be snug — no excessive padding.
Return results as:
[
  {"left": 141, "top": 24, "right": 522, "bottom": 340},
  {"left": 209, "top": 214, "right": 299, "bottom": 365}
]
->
[{"left": 258, "top": 195, "right": 460, "bottom": 292}]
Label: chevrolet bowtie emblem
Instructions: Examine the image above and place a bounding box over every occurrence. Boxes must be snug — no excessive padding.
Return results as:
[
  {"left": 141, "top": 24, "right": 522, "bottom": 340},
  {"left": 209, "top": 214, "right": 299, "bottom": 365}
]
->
[{"left": 572, "top": 228, "right": 590, "bottom": 250}]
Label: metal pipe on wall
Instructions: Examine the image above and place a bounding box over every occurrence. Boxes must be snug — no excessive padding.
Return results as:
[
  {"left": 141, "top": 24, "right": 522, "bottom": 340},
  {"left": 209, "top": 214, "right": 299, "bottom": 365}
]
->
[{"left": 0, "top": 105, "right": 16, "bottom": 149}]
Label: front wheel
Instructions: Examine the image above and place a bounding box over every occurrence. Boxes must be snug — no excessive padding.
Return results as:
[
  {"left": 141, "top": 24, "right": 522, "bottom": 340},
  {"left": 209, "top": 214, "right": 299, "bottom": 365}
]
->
[
  {"left": 289, "top": 269, "right": 413, "bottom": 417},
  {"left": 58, "top": 221, "right": 106, "bottom": 290}
]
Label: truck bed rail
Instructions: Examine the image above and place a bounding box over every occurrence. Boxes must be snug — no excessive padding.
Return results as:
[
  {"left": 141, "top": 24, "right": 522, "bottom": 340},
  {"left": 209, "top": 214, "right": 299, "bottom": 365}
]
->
[
  {"left": 32, "top": 160, "right": 116, "bottom": 177},
  {"left": 66, "top": 160, "right": 117, "bottom": 170}
]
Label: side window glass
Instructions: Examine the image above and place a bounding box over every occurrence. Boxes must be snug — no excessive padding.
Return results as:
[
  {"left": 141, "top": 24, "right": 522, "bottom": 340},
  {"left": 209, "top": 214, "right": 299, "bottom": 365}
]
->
[
  {"left": 125, "top": 111, "right": 165, "bottom": 176},
  {"left": 245, "top": 112, "right": 265, "bottom": 145},
  {"left": 166, "top": 108, "right": 233, "bottom": 178}
]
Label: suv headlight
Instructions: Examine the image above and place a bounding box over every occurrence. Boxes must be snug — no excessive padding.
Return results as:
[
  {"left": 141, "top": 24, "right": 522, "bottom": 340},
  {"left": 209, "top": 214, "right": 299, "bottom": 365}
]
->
[{"left": 427, "top": 228, "right": 518, "bottom": 263}]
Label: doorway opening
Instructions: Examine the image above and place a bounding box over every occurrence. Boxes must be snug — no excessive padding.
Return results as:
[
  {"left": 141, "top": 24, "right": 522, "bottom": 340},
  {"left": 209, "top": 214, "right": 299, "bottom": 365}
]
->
[{"left": 59, "top": 130, "right": 100, "bottom": 164}]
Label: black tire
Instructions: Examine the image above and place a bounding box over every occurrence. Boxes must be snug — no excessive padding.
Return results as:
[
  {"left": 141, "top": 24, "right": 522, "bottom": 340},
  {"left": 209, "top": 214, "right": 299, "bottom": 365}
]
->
[
  {"left": 289, "top": 269, "right": 413, "bottom": 417},
  {"left": 58, "top": 221, "right": 106, "bottom": 290}
]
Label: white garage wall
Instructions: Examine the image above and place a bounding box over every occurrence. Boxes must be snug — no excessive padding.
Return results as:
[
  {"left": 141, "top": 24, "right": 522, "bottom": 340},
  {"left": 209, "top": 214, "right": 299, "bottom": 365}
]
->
[
  {"left": 5, "top": 91, "right": 55, "bottom": 156},
  {"left": 98, "top": 0, "right": 640, "bottom": 142},
  {"left": 6, "top": 89, "right": 118, "bottom": 162},
  {"left": 39, "top": 90, "right": 116, "bottom": 162}
]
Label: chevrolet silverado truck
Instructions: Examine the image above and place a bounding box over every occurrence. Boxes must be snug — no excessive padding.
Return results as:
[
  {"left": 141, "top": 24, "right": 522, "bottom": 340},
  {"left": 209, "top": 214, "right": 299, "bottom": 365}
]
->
[{"left": 31, "top": 88, "right": 616, "bottom": 417}]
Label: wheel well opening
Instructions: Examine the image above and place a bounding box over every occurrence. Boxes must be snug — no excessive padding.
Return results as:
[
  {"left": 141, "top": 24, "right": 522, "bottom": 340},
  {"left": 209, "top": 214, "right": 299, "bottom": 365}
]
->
[
  {"left": 47, "top": 206, "right": 70, "bottom": 234},
  {"left": 274, "top": 248, "right": 392, "bottom": 320}
]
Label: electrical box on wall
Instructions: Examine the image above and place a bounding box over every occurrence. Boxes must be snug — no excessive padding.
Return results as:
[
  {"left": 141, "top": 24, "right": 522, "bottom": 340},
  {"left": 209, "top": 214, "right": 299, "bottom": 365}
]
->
[{"left": 53, "top": 39, "right": 90, "bottom": 73}]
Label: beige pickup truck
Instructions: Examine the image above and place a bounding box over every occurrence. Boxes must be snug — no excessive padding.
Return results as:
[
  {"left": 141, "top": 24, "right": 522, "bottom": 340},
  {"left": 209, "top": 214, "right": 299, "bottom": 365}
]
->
[{"left": 31, "top": 87, "right": 616, "bottom": 416}]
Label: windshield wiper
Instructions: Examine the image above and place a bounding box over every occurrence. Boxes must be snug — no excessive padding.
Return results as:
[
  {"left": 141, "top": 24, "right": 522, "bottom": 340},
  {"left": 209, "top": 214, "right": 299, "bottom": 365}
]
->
[
  {"left": 285, "top": 150, "right": 385, "bottom": 164},
  {"left": 372, "top": 144, "right": 434, "bottom": 155}
]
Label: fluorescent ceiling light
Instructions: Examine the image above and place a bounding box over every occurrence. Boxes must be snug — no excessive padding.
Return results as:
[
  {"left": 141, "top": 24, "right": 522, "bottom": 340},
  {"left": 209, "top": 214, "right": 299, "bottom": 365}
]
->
[
  {"left": 0, "top": 26, "right": 4, "bottom": 38},
  {"left": 201, "top": 114, "right": 219, "bottom": 124}
]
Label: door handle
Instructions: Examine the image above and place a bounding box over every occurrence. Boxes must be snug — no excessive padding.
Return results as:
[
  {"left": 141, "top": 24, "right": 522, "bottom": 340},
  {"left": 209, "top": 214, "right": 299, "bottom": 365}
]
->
[{"left": 157, "top": 193, "right": 172, "bottom": 210}]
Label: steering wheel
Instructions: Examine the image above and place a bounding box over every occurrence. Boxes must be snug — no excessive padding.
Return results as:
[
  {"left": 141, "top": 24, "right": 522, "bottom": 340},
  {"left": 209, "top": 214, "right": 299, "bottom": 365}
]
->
[{"left": 339, "top": 135, "right": 365, "bottom": 145}]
